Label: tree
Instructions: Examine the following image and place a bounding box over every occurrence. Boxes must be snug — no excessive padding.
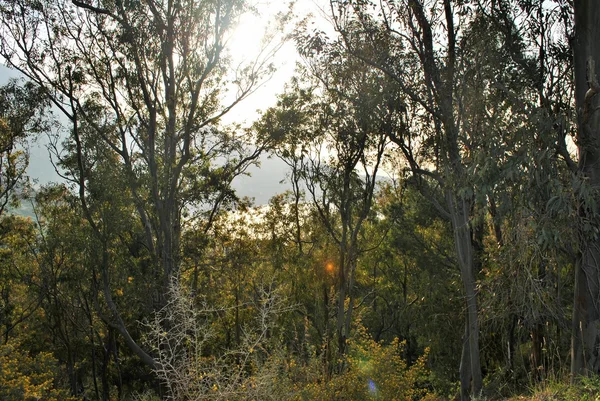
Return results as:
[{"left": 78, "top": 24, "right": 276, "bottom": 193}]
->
[
  {"left": 259, "top": 47, "right": 390, "bottom": 366},
  {"left": 327, "top": 1, "right": 540, "bottom": 397},
  {"left": 570, "top": 0, "right": 600, "bottom": 378},
  {"left": 0, "top": 0, "right": 276, "bottom": 368},
  {"left": 372, "top": 182, "right": 463, "bottom": 392}
]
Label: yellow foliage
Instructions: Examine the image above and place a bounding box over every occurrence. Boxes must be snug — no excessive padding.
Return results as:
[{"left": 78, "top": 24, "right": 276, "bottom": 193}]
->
[
  {"left": 293, "top": 325, "right": 435, "bottom": 401},
  {"left": 0, "top": 341, "right": 75, "bottom": 401}
]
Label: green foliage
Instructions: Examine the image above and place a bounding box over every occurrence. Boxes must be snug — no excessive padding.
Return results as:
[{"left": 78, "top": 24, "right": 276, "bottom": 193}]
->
[
  {"left": 0, "top": 79, "right": 51, "bottom": 214},
  {"left": 292, "top": 325, "right": 434, "bottom": 401},
  {"left": 518, "top": 375, "right": 600, "bottom": 401},
  {"left": 0, "top": 0, "right": 590, "bottom": 400}
]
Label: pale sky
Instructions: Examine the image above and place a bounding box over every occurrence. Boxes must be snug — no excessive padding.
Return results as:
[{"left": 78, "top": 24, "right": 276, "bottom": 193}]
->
[
  {"left": 227, "top": 0, "right": 332, "bottom": 203},
  {"left": 222, "top": 0, "right": 333, "bottom": 127},
  {"left": 0, "top": 0, "right": 333, "bottom": 205}
]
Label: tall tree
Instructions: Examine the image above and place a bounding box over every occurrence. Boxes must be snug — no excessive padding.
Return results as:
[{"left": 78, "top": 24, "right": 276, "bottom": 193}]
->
[
  {"left": 259, "top": 53, "right": 389, "bottom": 366},
  {"left": 328, "top": 1, "right": 537, "bottom": 397},
  {"left": 0, "top": 80, "right": 50, "bottom": 215},
  {"left": 571, "top": 0, "right": 600, "bottom": 378},
  {"left": 0, "top": 0, "right": 274, "bottom": 368}
]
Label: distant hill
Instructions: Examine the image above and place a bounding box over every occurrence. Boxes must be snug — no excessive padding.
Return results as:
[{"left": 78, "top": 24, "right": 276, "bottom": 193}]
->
[{"left": 7, "top": 201, "right": 36, "bottom": 220}]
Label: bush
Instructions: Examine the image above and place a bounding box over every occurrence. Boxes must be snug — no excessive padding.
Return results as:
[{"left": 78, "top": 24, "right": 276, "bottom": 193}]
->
[
  {"left": 140, "top": 278, "right": 293, "bottom": 400},
  {"left": 294, "top": 325, "right": 435, "bottom": 401},
  {"left": 0, "top": 340, "right": 75, "bottom": 401}
]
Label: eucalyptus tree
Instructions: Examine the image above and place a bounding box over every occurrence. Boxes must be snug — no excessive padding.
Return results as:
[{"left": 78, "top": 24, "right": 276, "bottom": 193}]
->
[
  {"left": 492, "top": 0, "right": 600, "bottom": 381},
  {"left": 326, "top": 1, "right": 541, "bottom": 397},
  {"left": 486, "top": 0, "right": 600, "bottom": 380},
  {"left": 484, "top": 0, "right": 577, "bottom": 381},
  {"left": 0, "top": 0, "right": 276, "bottom": 368},
  {"left": 570, "top": 0, "right": 600, "bottom": 378},
  {"left": 258, "top": 46, "right": 390, "bottom": 367}
]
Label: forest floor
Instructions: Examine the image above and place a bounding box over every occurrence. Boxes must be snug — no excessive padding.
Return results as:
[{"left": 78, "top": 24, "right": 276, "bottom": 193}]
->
[{"left": 503, "top": 383, "right": 600, "bottom": 401}]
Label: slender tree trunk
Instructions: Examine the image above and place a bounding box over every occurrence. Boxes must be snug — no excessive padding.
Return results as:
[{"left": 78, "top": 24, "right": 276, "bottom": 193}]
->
[
  {"left": 532, "top": 261, "right": 547, "bottom": 380},
  {"left": 235, "top": 283, "right": 241, "bottom": 345},
  {"left": 507, "top": 314, "right": 517, "bottom": 379},
  {"left": 336, "top": 245, "right": 359, "bottom": 366},
  {"left": 101, "top": 330, "right": 111, "bottom": 401},
  {"left": 343, "top": 254, "right": 359, "bottom": 349},
  {"left": 89, "top": 325, "right": 100, "bottom": 401},
  {"left": 449, "top": 193, "right": 483, "bottom": 399},
  {"left": 531, "top": 323, "right": 544, "bottom": 380},
  {"left": 335, "top": 269, "right": 347, "bottom": 364},
  {"left": 67, "top": 348, "right": 77, "bottom": 396},
  {"left": 459, "top": 316, "right": 472, "bottom": 401},
  {"left": 464, "top": 274, "right": 482, "bottom": 396},
  {"left": 323, "top": 282, "right": 332, "bottom": 378},
  {"left": 571, "top": 0, "right": 600, "bottom": 379},
  {"left": 110, "top": 334, "right": 123, "bottom": 400}
]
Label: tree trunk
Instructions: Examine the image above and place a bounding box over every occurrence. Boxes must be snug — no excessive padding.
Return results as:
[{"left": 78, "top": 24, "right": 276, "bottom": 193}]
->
[
  {"left": 101, "top": 330, "right": 111, "bottom": 401},
  {"left": 531, "top": 323, "right": 544, "bottom": 380},
  {"left": 336, "top": 245, "right": 359, "bottom": 367},
  {"left": 507, "top": 314, "right": 517, "bottom": 379},
  {"left": 89, "top": 325, "right": 100, "bottom": 401},
  {"left": 335, "top": 250, "right": 348, "bottom": 361},
  {"left": 459, "top": 315, "right": 472, "bottom": 401},
  {"left": 449, "top": 193, "right": 483, "bottom": 399},
  {"left": 571, "top": 0, "right": 600, "bottom": 379}
]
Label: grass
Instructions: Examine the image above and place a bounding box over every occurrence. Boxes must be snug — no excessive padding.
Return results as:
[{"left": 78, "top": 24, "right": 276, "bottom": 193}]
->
[{"left": 501, "top": 375, "right": 600, "bottom": 401}]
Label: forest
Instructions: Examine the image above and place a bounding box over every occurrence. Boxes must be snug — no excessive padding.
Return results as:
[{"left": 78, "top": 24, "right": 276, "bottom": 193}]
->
[{"left": 0, "top": 0, "right": 598, "bottom": 400}]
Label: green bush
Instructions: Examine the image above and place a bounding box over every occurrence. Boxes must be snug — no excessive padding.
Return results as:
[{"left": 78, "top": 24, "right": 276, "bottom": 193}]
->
[{"left": 294, "top": 325, "right": 436, "bottom": 401}]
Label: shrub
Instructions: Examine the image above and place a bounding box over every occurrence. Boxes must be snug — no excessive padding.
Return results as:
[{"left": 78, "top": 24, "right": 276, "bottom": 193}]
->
[
  {"left": 294, "top": 325, "right": 434, "bottom": 401},
  {"left": 0, "top": 340, "right": 75, "bottom": 401}
]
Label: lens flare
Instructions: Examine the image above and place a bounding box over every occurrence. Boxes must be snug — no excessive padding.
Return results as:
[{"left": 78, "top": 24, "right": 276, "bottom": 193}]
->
[
  {"left": 326, "top": 262, "right": 335, "bottom": 273},
  {"left": 368, "top": 379, "right": 377, "bottom": 394}
]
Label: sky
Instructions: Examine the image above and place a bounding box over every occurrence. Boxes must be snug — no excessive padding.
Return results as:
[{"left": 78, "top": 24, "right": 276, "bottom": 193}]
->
[
  {"left": 225, "top": 0, "right": 333, "bottom": 203},
  {"left": 0, "top": 0, "right": 332, "bottom": 205},
  {"left": 0, "top": 65, "right": 60, "bottom": 187}
]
